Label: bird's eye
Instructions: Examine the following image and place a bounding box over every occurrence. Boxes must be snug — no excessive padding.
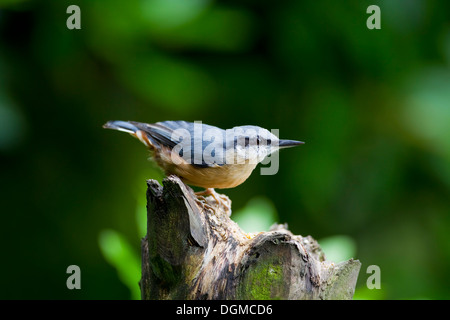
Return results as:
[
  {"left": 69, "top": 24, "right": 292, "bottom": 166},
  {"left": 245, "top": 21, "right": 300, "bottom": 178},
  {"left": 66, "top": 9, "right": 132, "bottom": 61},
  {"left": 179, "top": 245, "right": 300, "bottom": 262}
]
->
[{"left": 244, "top": 137, "right": 250, "bottom": 147}]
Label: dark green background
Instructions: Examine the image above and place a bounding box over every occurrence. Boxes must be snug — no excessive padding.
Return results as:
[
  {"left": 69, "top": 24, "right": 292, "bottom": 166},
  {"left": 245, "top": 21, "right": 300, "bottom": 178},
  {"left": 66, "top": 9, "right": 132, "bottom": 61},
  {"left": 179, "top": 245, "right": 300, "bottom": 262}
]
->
[{"left": 1, "top": 0, "right": 449, "bottom": 299}]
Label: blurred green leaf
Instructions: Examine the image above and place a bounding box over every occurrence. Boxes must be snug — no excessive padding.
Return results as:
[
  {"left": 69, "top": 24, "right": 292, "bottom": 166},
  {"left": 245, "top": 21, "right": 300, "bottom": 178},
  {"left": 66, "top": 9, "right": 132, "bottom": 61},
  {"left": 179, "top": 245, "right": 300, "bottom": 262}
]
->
[
  {"left": 353, "top": 284, "right": 387, "bottom": 300},
  {"left": 318, "top": 235, "right": 357, "bottom": 263},
  {"left": 402, "top": 68, "right": 450, "bottom": 159},
  {"left": 0, "top": 92, "right": 26, "bottom": 151},
  {"left": 98, "top": 230, "right": 141, "bottom": 300},
  {"left": 142, "top": 0, "right": 210, "bottom": 31},
  {"left": 232, "top": 197, "right": 278, "bottom": 233}
]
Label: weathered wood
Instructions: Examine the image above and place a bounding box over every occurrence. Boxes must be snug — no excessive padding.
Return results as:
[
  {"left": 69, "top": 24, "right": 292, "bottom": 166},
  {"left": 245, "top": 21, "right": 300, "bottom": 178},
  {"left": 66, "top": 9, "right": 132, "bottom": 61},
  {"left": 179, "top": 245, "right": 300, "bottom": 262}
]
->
[{"left": 140, "top": 175, "right": 360, "bottom": 300}]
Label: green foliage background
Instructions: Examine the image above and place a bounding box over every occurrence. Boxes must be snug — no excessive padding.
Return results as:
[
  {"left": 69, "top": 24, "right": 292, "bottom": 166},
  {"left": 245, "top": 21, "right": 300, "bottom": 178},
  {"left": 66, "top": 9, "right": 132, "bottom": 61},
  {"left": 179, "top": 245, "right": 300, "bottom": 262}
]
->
[{"left": 0, "top": 0, "right": 449, "bottom": 299}]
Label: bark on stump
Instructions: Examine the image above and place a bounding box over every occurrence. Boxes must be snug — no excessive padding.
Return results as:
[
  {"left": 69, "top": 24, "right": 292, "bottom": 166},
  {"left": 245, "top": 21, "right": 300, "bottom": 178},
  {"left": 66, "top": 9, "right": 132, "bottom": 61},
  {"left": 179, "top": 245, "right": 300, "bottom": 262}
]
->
[{"left": 140, "top": 175, "right": 360, "bottom": 300}]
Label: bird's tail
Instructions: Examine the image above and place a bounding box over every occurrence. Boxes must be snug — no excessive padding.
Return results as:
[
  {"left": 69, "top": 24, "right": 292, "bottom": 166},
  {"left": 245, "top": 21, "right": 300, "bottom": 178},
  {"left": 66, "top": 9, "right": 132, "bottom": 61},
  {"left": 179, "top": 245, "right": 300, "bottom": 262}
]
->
[
  {"left": 103, "top": 120, "right": 155, "bottom": 147},
  {"left": 103, "top": 120, "right": 139, "bottom": 134}
]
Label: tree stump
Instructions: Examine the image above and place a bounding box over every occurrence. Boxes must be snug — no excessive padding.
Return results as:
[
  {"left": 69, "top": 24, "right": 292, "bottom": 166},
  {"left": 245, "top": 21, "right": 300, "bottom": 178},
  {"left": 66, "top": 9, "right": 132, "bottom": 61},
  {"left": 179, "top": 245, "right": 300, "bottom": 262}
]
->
[{"left": 140, "top": 175, "right": 360, "bottom": 300}]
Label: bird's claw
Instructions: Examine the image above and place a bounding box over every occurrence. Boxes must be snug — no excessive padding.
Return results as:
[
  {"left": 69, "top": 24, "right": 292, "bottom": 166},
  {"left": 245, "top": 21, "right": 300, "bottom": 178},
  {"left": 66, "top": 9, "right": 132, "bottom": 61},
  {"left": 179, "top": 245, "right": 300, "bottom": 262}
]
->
[{"left": 195, "top": 188, "right": 232, "bottom": 215}]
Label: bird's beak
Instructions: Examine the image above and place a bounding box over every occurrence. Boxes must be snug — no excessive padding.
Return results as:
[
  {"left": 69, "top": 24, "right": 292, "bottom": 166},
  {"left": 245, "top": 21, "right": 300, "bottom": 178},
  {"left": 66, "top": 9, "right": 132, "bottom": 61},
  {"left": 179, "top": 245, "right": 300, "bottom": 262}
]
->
[{"left": 278, "top": 139, "right": 305, "bottom": 148}]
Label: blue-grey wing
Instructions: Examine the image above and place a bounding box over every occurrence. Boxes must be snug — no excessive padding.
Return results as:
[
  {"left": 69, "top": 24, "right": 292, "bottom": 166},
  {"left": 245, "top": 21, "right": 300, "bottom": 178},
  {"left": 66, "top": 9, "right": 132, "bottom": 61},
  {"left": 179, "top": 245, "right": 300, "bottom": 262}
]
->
[{"left": 133, "top": 121, "right": 226, "bottom": 168}]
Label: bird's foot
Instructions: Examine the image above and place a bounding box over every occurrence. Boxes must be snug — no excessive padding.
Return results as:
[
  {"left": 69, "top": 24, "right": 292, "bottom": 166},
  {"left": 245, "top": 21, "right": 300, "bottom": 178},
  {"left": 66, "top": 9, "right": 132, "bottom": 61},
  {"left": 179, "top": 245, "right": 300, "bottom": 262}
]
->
[{"left": 195, "top": 188, "right": 232, "bottom": 215}]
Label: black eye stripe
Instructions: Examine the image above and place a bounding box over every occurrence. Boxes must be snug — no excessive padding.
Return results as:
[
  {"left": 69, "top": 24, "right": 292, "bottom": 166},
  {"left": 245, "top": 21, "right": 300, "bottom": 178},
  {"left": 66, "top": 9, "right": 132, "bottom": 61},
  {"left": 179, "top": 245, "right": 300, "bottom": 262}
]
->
[
  {"left": 233, "top": 136, "right": 269, "bottom": 147},
  {"left": 257, "top": 136, "right": 271, "bottom": 146}
]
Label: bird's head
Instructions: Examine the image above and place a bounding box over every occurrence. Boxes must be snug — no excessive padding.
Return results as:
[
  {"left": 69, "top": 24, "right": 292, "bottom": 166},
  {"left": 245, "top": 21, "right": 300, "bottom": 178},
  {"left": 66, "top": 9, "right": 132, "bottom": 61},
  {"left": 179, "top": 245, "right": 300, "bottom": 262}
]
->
[{"left": 228, "top": 126, "right": 304, "bottom": 164}]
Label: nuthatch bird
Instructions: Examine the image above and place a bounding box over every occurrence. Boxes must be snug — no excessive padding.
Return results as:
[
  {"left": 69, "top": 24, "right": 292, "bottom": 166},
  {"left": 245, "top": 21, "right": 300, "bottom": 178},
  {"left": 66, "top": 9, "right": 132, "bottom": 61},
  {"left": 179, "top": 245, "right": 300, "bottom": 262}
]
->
[{"left": 103, "top": 120, "right": 303, "bottom": 199}]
